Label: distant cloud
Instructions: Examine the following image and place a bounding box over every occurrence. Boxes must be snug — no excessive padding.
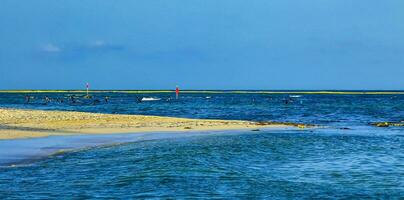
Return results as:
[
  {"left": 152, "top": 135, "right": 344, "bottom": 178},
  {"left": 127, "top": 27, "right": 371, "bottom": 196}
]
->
[
  {"left": 35, "top": 40, "right": 127, "bottom": 63},
  {"left": 85, "top": 40, "right": 124, "bottom": 51},
  {"left": 40, "top": 43, "right": 61, "bottom": 53},
  {"left": 91, "top": 40, "right": 107, "bottom": 47},
  {"left": 39, "top": 40, "right": 123, "bottom": 54},
  {"left": 36, "top": 40, "right": 126, "bottom": 62}
]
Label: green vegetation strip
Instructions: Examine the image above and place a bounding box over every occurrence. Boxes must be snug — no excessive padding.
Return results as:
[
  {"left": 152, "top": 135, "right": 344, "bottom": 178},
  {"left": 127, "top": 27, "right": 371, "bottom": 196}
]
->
[{"left": 0, "top": 90, "right": 403, "bottom": 95}]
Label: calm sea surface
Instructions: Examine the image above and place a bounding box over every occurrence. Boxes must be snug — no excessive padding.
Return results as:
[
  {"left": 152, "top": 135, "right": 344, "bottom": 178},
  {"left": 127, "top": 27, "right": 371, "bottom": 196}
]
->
[{"left": 0, "top": 92, "right": 403, "bottom": 199}]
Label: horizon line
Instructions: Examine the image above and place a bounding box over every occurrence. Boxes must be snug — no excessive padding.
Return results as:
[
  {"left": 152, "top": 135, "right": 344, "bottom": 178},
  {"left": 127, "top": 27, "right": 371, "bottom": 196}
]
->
[{"left": 0, "top": 89, "right": 403, "bottom": 95}]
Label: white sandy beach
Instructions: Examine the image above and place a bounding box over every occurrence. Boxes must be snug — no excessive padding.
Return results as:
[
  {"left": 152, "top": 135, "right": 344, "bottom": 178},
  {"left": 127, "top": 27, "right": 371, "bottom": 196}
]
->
[{"left": 0, "top": 108, "right": 309, "bottom": 140}]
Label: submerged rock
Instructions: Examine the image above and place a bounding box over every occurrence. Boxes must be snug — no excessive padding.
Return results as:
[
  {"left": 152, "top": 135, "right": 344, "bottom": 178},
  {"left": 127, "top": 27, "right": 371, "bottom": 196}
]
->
[
  {"left": 370, "top": 122, "right": 404, "bottom": 127},
  {"left": 254, "top": 121, "right": 316, "bottom": 128}
]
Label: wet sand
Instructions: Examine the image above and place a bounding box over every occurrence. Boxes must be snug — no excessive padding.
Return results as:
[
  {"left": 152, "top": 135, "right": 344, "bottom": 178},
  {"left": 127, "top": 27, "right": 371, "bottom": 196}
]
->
[
  {"left": 0, "top": 108, "right": 297, "bottom": 140},
  {"left": 0, "top": 131, "right": 227, "bottom": 166}
]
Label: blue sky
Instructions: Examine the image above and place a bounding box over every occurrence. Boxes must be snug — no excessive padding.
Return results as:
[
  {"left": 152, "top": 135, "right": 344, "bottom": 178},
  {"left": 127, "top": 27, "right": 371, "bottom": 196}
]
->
[{"left": 0, "top": 0, "right": 403, "bottom": 90}]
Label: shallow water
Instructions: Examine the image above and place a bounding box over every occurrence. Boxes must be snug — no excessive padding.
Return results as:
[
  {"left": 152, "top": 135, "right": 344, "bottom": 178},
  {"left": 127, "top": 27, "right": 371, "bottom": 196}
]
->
[
  {"left": 1, "top": 91, "right": 403, "bottom": 127},
  {"left": 0, "top": 92, "right": 403, "bottom": 198},
  {"left": 0, "top": 128, "right": 403, "bottom": 199}
]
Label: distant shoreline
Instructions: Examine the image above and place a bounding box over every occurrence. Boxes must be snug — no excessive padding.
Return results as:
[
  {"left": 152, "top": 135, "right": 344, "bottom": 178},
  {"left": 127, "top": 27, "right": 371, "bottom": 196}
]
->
[{"left": 0, "top": 90, "right": 403, "bottom": 95}]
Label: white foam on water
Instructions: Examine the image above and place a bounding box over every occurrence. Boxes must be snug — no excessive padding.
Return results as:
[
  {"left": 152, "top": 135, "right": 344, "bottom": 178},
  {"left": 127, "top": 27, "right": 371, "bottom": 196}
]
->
[{"left": 141, "top": 97, "right": 161, "bottom": 101}]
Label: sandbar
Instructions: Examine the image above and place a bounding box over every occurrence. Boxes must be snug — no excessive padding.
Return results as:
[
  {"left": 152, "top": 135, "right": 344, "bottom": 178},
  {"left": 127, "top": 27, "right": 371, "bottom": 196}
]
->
[{"left": 0, "top": 108, "right": 301, "bottom": 140}]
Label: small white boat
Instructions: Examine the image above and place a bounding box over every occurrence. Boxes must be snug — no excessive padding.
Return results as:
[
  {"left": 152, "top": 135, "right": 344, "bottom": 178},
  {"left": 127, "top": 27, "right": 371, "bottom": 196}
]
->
[
  {"left": 289, "top": 95, "right": 302, "bottom": 98},
  {"left": 141, "top": 97, "right": 161, "bottom": 101}
]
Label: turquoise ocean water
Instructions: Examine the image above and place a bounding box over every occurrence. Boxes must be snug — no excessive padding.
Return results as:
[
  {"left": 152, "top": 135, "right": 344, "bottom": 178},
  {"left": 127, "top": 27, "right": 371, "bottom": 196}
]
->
[{"left": 0, "top": 91, "right": 403, "bottom": 199}]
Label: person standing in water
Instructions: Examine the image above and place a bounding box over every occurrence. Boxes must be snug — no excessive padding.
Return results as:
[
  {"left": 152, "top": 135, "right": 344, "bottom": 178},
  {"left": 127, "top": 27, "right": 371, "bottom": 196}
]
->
[
  {"left": 25, "top": 96, "right": 30, "bottom": 103},
  {"left": 44, "top": 96, "right": 50, "bottom": 104},
  {"left": 135, "top": 95, "right": 142, "bottom": 103},
  {"left": 70, "top": 95, "right": 76, "bottom": 103}
]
